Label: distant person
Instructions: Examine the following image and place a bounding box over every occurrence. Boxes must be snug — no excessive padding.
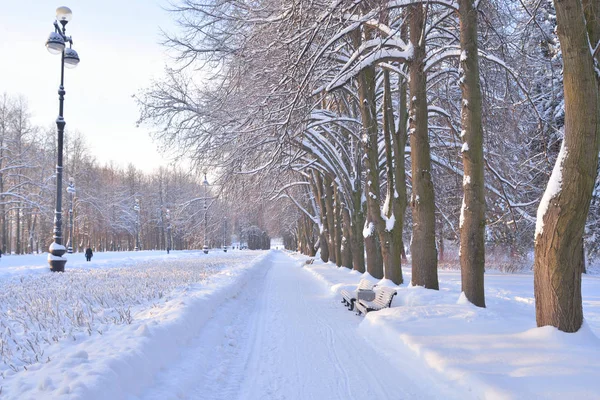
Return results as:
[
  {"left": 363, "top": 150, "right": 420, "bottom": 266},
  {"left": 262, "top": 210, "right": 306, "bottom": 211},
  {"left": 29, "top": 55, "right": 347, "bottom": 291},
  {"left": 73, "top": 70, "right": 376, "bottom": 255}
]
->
[
  {"left": 0, "top": 248, "right": 2, "bottom": 259},
  {"left": 85, "top": 247, "right": 93, "bottom": 262},
  {"left": 167, "top": 247, "right": 170, "bottom": 254}
]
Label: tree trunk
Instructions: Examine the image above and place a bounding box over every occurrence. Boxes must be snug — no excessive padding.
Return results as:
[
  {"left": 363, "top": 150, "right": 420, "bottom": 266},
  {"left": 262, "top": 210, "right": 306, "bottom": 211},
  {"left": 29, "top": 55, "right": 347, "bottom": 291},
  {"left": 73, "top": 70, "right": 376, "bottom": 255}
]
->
[
  {"left": 324, "top": 175, "right": 337, "bottom": 264},
  {"left": 534, "top": 0, "right": 600, "bottom": 332},
  {"left": 409, "top": 4, "right": 439, "bottom": 289},
  {"left": 334, "top": 185, "right": 343, "bottom": 266},
  {"left": 311, "top": 172, "right": 330, "bottom": 262},
  {"left": 458, "top": 0, "right": 486, "bottom": 307},
  {"left": 351, "top": 180, "right": 366, "bottom": 272},
  {"left": 382, "top": 70, "right": 404, "bottom": 284},
  {"left": 364, "top": 218, "right": 384, "bottom": 279},
  {"left": 356, "top": 63, "right": 386, "bottom": 280},
  {"left": 341, "top": 200, "right": 353, "bottom": 269},
  {"left": 15, "top": 203, "right": 21, "bottom": 255}
]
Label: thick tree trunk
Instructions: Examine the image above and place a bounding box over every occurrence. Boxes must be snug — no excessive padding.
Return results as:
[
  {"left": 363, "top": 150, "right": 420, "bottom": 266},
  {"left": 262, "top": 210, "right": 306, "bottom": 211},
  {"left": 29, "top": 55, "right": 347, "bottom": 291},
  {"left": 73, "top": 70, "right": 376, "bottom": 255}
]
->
[
  {"left": 351, "top": 183, "right": 366, "bottom": 272},
  {"left": 311, "top": 173, "right": 330, "bottom": 262},
  {"left": 392, "top": 65, "right": 409, "bottom": 282},
  {"left": 458, "top": 0, "right": 486, "bottom": 307},
  {"left": 356, "top": 63, "right": 386, "bottom": 280},
  {"left": 334, "top": 186, "right": 343, "bottom": 266},
  {"left": 409, "top": 4, "right": 439, "bottom": 289},
  {"left": 382, "top": 71, "right": 404, "bottom": 284},
  {"left": 364, "top": 218, "right": 384, "bottom": 279},
  {"left": 324, "top": 175, "right": 337, "bottom": 264},
  {"left": 534, "top": 0, "right": 600, "bottom": 332},
  {"left": 341, "top": 201, "right": 353, "bottom": 269}
]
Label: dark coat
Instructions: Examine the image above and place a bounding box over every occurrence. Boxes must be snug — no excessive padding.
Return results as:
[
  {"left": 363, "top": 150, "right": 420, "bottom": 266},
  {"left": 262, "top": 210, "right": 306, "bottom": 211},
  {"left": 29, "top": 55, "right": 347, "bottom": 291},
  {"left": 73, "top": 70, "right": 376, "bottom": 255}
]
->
[{"left": 85, "top": 248, "right": 93, "bottom": 257}]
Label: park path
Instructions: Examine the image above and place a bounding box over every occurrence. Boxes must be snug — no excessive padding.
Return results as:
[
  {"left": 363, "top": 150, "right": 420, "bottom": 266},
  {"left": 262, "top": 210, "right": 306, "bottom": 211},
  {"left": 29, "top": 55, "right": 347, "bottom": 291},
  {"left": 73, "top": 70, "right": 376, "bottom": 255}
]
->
[{"left": 135, "top": 251, "right": 439, "bottom": 400}]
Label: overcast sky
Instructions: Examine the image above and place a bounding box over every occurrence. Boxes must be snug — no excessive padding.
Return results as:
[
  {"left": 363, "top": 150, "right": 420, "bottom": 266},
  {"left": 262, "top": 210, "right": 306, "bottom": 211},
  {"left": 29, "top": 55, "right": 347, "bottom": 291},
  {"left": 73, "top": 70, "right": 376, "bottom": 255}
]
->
[{"left": 0, "top": 0, "right": 178, "bottom": 172}]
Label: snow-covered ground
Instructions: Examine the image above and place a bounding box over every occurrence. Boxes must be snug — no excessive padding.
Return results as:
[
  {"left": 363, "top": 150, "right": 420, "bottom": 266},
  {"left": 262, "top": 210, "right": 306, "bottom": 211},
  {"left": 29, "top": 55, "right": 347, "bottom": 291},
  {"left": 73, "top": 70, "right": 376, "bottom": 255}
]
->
[
  {"left": 298, "top": 255, "right": 600, "bottom": 399},
  {"left": 0, "top": 249, "right": 598, "bottom": 399}
]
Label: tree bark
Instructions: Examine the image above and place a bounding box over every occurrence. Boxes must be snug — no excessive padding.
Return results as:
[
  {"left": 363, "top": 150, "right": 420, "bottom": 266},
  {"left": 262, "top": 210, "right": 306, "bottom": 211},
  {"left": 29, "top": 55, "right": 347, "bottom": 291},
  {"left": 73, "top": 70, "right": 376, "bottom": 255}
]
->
[
  {"left": 351, "top": 177, "right": 366, "bottom": 272},
  {"left": 341, "top": 197, "right": 353, "bottom": 269},
  {"left": 311, "top": 172, "right": 330, "bottom": 262},
  {"left": 409, "top": 4, "right": 439, "bottom": 289},
  {"left": 323, "top": 175, "right": 337, "bottom": 264},
  {"left": 334, "top": 185, "right": 343, "bottom": 266},
  {"left": 534, "top": 0, "right": 600, "bottom": 332},
  {"left": 382, "top": 70, "right": 404, "bottom": 284},
  {"left": 458, "top": 0, "right": 486, "bottom": 307}
]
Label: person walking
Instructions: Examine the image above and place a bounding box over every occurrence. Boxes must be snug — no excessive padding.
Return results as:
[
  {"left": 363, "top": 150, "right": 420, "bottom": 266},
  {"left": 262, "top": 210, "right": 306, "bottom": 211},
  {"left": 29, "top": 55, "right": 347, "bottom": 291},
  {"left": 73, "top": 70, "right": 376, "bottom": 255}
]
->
[{"left": 85, "top": 247, "right": 93, "bottom": 262}]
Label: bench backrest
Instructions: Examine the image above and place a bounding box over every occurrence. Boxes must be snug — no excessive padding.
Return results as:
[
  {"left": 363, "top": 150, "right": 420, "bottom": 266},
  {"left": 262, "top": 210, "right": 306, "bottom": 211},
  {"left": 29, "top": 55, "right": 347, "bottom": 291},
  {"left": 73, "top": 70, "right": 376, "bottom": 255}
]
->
[
  {"left": 357, "top": 279, "right": 376, "bottom": 291},
  {"left": 373, "top": 286, "right": 397, "bottom": 308}
]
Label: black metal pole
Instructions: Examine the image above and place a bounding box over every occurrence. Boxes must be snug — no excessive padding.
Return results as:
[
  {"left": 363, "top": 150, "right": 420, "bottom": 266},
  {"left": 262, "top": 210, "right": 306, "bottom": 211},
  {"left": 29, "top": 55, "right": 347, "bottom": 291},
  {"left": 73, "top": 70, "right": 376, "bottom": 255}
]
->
[
  {"left": 203, "top": 181, "right": 208, "bottom": 254},
  {"left": 135, "top": 211, "right": 139, "bottom": 251},
  {"left": 48, "top": 49, "right": 67, "bottom": 271},
  {"left": 66, "top": 181, "right": 74, "bottom": 254}
]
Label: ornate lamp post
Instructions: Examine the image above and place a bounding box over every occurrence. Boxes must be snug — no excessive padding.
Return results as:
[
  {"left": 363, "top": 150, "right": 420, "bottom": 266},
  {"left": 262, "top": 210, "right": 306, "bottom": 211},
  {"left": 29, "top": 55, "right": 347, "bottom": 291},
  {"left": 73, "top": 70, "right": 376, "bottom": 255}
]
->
[
  {"left": 222, "top": 217, "right": 227, "bottom": 252},
  {"left": 203, "top": 173, "right": 209, "bottom": 254},
  {"left": 166, "top": 208, "right": 172, "bottom": 252},
  {"left": 46, "top": 6, "right": 80, "bottom": 271},
  {"left": 134, "top": 198, "right": 141, "bottom": 251},
  {"left": 66, "top": 177, "right": 76, "bottom": 254}
]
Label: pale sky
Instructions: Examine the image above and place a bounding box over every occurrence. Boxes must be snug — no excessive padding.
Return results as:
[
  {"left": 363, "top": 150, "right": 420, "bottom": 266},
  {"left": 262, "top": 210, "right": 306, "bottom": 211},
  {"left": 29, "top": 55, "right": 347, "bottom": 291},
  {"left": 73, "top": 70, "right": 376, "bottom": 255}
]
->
[{"left": 0, "top": 0, "right": 179, "bottom": 172}]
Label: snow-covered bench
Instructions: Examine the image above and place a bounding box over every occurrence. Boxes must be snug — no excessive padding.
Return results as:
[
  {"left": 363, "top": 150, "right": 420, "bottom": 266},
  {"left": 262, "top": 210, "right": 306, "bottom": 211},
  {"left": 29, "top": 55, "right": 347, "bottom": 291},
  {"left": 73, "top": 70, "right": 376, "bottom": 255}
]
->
[
  {"left": 355, "top": 286, "right": 397, "bottom": 316},
  {"left": 341, "top": 279, "right": 377, "bottom": 311}
]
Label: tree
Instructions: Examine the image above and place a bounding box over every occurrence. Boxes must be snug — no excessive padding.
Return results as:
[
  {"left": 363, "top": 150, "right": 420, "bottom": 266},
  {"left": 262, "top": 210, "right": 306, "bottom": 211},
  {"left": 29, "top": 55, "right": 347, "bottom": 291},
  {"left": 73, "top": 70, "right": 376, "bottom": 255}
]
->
[
  {"left": 409, "top": 3, "right": 438, "bottom": 289},
  {"left": 534, "top": 0, "right": 600, "bottom": 332},
  {"left": 458, "top": 0, "right": 486, "bottom": 307}
]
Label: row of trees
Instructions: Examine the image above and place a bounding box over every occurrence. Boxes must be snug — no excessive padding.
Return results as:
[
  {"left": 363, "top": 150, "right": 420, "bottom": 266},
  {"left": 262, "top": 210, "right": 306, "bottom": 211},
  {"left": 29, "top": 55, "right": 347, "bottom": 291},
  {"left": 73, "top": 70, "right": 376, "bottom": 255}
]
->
[
  {"left": 0, "top": 94, "right": 278, "bottom": 254},
  {"left": 138, "top": 0, "right": 599, "bottom": 332}
]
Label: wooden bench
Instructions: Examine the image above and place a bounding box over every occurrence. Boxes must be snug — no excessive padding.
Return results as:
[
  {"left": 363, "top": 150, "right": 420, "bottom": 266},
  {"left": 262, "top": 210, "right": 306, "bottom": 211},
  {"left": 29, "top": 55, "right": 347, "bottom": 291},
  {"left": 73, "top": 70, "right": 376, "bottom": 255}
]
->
[
  {"left": 355, "top": 286, "right": 397, "bottom": 315},
  {"left": 341, "top": 279, "right": 377, "bottom": 311}
]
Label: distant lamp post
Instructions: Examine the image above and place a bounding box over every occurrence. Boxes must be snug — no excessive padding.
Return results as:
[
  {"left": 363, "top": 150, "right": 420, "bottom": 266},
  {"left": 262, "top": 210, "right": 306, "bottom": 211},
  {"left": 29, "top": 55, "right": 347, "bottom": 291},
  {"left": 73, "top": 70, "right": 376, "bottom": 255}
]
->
[
  {"left": 46, "top": 6, "right": 80, "bottom": 272},
  {"left": 222, "top": 217, "right": 227, "bottom": 252},
  {"left": 203, "top": 173, "right": 209, "bottom": 254},
  {"left": 134, "top": 198, "right": 141, "bottom": 251},
  {"left": 66, "top": 177, "right": 76, "bottom": 254},
  {"left": 166, "top": 208, "right": 172, "bottom": 252}
]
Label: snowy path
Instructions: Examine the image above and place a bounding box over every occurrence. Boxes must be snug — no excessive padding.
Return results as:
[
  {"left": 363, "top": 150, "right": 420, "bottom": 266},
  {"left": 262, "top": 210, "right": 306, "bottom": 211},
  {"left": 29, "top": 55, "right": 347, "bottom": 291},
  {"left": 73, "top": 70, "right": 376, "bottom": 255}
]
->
[{"left": 135, "top": 251, "right": 444, "bottom": 400}]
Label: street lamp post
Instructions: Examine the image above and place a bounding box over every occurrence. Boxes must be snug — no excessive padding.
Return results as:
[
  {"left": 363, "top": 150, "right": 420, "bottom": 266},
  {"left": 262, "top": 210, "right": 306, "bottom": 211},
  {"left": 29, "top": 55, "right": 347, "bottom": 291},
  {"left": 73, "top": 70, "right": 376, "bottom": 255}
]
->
[
  {"left": 134, "top": 198, "right": 141, "bottom": 251},
  {"left": 46, "top": 6, "right": 80, "bottom": 272},
  {"left": 166, "top": 208, "right": 172, "bottom": 252},
  {"left": 222, "top": 217, "right": 227, "bottom": 252},
  {"left": 203, "top": 173, "right": 209, "bottom": 254},
  {"left": 66, "top": 177, "right": 76, "bottom": 254}
]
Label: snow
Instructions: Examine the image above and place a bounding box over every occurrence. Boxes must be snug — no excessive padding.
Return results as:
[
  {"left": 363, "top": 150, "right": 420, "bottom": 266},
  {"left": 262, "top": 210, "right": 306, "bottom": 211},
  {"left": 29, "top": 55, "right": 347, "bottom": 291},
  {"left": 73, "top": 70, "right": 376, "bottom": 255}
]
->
[
  {"left": 463, "top": 175, "right": 471, "bottom": 186},
  {"left": 382, "top": 213, "right": 396, "bottom": 231},
  {"left": 48, "top": 243, "right": 66, "bottom": 252},
  {"left": 460, "top": 198, "right": 467, "bottom": 229},
  {"left": 363, "top": 221, "right": 375, "bottom": 238},
  {"left": 1, "top": 249, "right": 598, "bottom": 399},
  {"left": 460, "top": 50, "right": 467, "bottom": 62},
  {"left": 302, "top": 256, "right": 600, "bottom": 400},
  {"left": 461, "top": 142, "right": 469, "bottom": 153},
  {"left": 536, "top": 141, "right": 567, "bottom": 238}
]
